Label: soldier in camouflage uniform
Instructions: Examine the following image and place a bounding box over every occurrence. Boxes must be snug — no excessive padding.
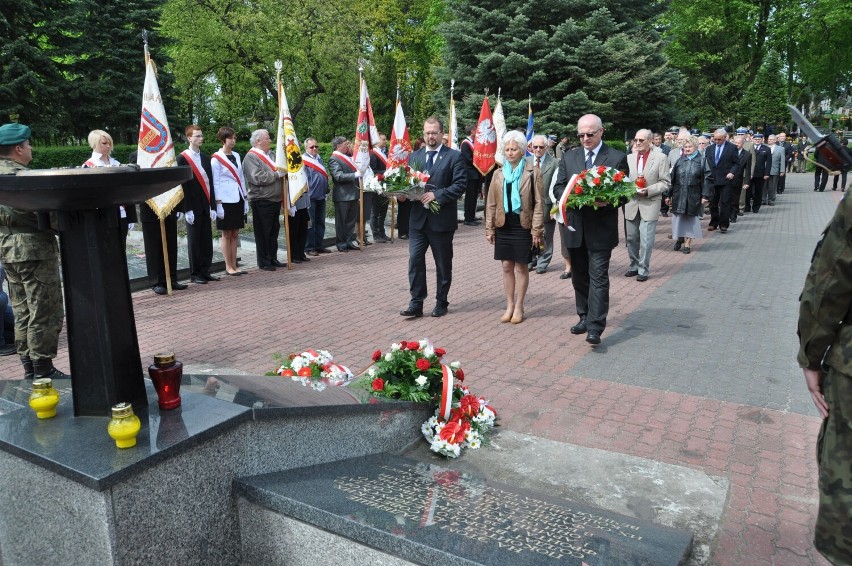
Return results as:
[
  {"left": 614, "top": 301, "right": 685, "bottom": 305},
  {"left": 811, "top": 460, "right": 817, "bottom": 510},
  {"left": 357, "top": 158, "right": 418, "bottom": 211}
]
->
[
  {"left": 797, "top": 190, "right": 852, "bottom": 565},
  {"left": 0, "top": 123, "right": 68, "bottom": 380}
]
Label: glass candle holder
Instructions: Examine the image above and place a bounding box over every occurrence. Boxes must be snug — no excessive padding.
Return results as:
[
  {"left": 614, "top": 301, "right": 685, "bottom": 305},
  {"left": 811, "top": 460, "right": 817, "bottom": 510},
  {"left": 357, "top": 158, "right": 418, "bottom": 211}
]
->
[
  {"left": 107, "top": 402, "right": 141, "bottom": 449},
  {"left": 29, "top": 378, "right": 60, "bottom": 419},
  {"left": 148, "top": 352, "right": 183, "bottom": 410}
]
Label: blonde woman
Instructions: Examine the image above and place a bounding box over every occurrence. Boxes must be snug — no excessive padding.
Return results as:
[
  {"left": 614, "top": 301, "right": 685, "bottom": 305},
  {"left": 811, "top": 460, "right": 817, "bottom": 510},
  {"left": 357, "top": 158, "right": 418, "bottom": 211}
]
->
[
  {"left": 485, "top": 130, "right": 544, "bottom": 324},
  {"left": 83, "top": 129, "right": 136, "bottom": 239}
]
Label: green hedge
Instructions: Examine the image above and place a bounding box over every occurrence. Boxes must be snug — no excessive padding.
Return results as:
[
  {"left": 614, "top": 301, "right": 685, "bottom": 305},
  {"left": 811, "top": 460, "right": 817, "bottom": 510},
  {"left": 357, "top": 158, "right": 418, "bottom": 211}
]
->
[{"left": 30, "top": 142, "right": 334, "bottom": 170}]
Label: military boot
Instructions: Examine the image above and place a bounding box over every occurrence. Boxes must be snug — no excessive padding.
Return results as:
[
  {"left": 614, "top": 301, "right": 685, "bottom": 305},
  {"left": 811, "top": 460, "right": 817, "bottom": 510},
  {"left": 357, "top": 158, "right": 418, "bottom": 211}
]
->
[
  {"left": 21, "top": 355, "right": 34, "bottom": 380},
  {"left": 31, "top": 358, "right": 70, "bottom": 380}
]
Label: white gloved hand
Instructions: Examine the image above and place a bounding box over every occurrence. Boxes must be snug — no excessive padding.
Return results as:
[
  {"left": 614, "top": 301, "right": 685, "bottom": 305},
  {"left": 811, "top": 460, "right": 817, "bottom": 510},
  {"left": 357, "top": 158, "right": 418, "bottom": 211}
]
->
[
  {"left": 243, "top": 200, "right": 249, "bottom": 214},
  {"left": 185, "top": 210, "right": 195, "bottom": 225},
  {"left": 354, "top": 170, "right": 362, "bottom": 178},
  {"left": 176, "top": 212, "right": 185, "bottom": 220},
  {"left": 276, "top": 170, "right": 285, "bottom": 178},
  {"left": 216, "top": 203, "right": 225, "bottom": 219},
  {"left": 209, "top": 209, "right": 217, "bottom": 221},
  {"left": 288, "top": 206, "right": 296, "bottom": 217},
  {"left": 127, "top": 223, "right": 135, "bottom": 231}
]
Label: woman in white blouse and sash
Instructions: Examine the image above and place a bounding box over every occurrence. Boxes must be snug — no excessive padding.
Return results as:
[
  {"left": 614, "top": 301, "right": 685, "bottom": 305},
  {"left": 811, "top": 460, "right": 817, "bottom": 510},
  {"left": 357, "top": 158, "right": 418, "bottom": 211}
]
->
[{"left": 211, "top": 127, "right": 248, "bottom": 275}]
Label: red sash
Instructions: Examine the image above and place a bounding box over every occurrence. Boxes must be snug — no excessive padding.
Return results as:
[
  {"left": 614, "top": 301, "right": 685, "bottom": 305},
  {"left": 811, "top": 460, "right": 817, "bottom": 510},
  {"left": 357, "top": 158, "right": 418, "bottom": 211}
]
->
[
  {"left": 212, "top": 152, "right": 246, "bottom": 197},
  {"left": 82, "top": 159, "right": 97, "bottom": 168},
  {"left": 371, "top": 148, "right": 389, "bottom": 168},
  {"left": 331, "top": 151, "right": 357, "bottom": 172},
  {"left": 181, "top": 150, "right": 211, "bottom": 203},
  {"left": 303, "top": 155, "right": 328, "bottom": 179},
  {"left": 248, "top": 147, "right": 277, "bottom": 171},
  {"left": 462, "top": 138, "right": 474, "bottom": 150}
]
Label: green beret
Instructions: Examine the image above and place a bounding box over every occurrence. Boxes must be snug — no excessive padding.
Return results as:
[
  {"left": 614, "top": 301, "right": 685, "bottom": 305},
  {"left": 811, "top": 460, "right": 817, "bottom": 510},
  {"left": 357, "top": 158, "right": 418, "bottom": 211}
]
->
[{"left": 0, "top": 123, "right": 31, "bottom": 146}]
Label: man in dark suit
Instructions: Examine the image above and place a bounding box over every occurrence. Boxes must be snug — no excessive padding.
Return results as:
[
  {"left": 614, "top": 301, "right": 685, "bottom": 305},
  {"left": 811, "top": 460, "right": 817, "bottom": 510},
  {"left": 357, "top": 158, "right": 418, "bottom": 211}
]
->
[
  {"left": 369, "top": 133, "right": 390, "bottom": 242},
  {"left": 746, "top": 132, "right": 771, "bottom": 213},
  {"left": 328, "top": 137, "right": 362, "bottom": 252},
  {"left": 400, "top": 116, "right": 466, "bottom": 318},
  {"left": 460, "top": 122, "right": 482, "bottom": 226},
  {"left": 176, "top": 125, "right": 218, "bottom": 284},
  {"left": 730, "top": 134, "right": 751, "bottom": 224},
  {"left": 706, "top": 128, "right": 740, "bottom": 232},
  {"left": 553, "top": 114, "right": 628, "bottom": 345},
  {"left": 527, "top": 134, "right": 559, "bottom": 273}
]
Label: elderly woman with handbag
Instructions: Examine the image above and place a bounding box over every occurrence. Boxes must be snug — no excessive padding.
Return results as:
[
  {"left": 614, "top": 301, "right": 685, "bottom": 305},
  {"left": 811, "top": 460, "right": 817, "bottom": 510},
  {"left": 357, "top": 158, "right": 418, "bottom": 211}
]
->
[
  {"left": 485, "top": 130, "right": 544, "bottom": 324},
  {"left": 665, "top": 135, "right": 712, "bottom": 254}
]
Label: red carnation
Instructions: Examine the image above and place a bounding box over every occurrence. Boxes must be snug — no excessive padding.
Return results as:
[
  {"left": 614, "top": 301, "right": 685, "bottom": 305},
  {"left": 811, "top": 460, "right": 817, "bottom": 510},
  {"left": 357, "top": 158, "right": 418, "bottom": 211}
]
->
[
  {"left": 574, "top": 186, "right": 583, "bottom": 195},
  {"left": 377, "top": 174, "right": 385, "bottom": 181},
  {"left": 613, "top": 171, "right": 625, "bottom": 182},
  {"left": 455, "top": 368, "right": 465, "bottom": 381},
  {"left": 597, "top": 166, "right": 606, "bottom": 175},
  {"left": 593, "top": 177, "right": 601, "bottom": 186},
  {"left": 416, "top": 358, "right": 431, "bottom": 371},
  {"left": 435, "top": 347, "right": 446, "bottom": 357},
  {"left": 399, "top": 341, "right": 407, "bottom": 348},
  {"left": 407, "top": 342, "right": 420, "bottom": 351},
  {"left": 372, "top": 350, "right": 382, "bottom": 362},
  {"left": 279, "top": 368, "right": 295, "bottom": 377},
  {"left": 459, "top": 394, "right": 480, "bottom": 417},
  {"left": 404, "top": 165, "right": 411, "bottom": 172},
  {"left": 297, "top": 367, "right": 313, "bottom": 377},
  {"left": 371, "top": 377, "right": 385, "bottom": 391}
]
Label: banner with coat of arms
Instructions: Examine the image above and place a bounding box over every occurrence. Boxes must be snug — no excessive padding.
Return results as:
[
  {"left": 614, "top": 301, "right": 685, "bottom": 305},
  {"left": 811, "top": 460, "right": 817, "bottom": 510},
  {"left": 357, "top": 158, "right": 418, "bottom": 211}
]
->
[
  {"left": 275, "top": 80, "right": 308, "bottom": 206},
  {"left": 388, "top": 93, "right": 411, "bottom": 168},
  {"left": 473, "top": 97, "right": 496, "bottom": 176}
]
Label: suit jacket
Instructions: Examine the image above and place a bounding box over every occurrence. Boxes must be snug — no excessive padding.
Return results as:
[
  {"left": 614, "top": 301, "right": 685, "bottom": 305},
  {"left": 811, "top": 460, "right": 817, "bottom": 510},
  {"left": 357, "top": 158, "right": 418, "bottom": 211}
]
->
[
  {"left": 732, "top": 148, "right": 751, "bottom": 187},
  {"left": 176, "top": 151, "right": 215, "bottom": 216},
  {"left": 782, "top": 141, "right": 795, "bottom": 163},
  {"left": 769, "top": 144, "right": 785, "bottom": 175},
  {"left": 408, "top": 145, "right": 467, "bottom": 232},
  {"left": 668, "top": 147, "right": 683, "bottom": 170},
  {"left": 459, "top": 138, "right": 482, "bottom": 181},
  {"left": 553, "top": 143, "right": 629, "bottom": 250},
  {"left": 706, "top": 141, "right": 740, "bottom": 187},
  {"left": 485, "top": 161, "right": 544, "bottom": 238},
  {"left": 525, "top": 153, "right": 558, "bottom": 206},
  {"left": 749, "top": 144, "right": 772, "bottom": 178},
  {"left": 625, "top": 150, "right": 670, "bottom": 222},
  {"left": 329, "top": 154, "right": 360, "bottom": 202}
]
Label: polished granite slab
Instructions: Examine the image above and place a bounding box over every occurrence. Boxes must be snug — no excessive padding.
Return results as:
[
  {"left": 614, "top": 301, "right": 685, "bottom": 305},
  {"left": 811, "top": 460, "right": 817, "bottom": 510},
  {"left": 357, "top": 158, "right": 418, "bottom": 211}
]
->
[
  {"left": 0, "top": 374, "right": 405, "bottom": 490},
  {"left": 236, "top": 453, "right": 694, "bottom": 566}
]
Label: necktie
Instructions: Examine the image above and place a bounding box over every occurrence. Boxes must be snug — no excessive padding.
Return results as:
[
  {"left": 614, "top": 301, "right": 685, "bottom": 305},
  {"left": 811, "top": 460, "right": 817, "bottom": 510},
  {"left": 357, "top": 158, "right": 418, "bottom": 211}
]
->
[
  {"left": 715, "top": 144, "right": 721, "bottom": 166},
  {"left": 426, "top": 150, "right": 437, "bottom": 171},
  {"left": 585, "top": 151, "right": 594, "bottom": 169},
  {"left": 535, "top": 157, "right": 540, "bottom": 168}
]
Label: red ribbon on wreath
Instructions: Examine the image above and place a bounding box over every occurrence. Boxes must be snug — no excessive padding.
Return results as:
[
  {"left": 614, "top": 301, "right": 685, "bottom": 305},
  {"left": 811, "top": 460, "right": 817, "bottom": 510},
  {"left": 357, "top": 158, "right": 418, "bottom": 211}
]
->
[{"left": 439, "top": 363, "right": 453, "bottom": 421}]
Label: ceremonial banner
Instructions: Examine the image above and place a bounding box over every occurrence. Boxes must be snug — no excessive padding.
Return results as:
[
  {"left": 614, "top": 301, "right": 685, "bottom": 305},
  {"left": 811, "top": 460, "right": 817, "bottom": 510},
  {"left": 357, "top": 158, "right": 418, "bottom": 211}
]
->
[
  {"left": 472, "top": 97, "right": 497, "bottom": 176},
  {"left": 525, "top": 97, "right": 534, "bottom": 156},
  {"left": 138, "top": 52, "right": 182, "bottom": 218},
  {"left": 275, "top": 82, "right": 308, "bottom": 205},
  {"left": 448, "top": 84, "right": 459, "bottom": 150},
  {"left": 493, "top": 97, "right": 507, "bottom": 166},
  {"left": 388, "top": 94, "right": 411, "bottom": 168},
  {"left": 354, "top": 75, "right": 381, "bottom": 173}
]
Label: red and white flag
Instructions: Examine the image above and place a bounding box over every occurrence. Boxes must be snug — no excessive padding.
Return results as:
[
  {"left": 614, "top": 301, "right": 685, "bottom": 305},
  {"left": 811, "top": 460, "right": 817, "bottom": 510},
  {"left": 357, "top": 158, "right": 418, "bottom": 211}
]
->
[
  {"left": 493, "top": 96, "right": 507, "bottom": 165},
  {"left": 387, "top": 92, "right": 411, "bottom": 168},
  {"left": 275, "top": 80, "right": 308, "bottom": 206},
  {"left": 448, "top": 82, "right": 459, "bottom": 150},
  {"left": 137, "top": 49, "right": 182, "bottom": 219},
  {"left": 473, "top": 97, "right": 497, "bottom": 176},
  {"left": 354, "top": 74, "right": 381, "bottom": 173}
]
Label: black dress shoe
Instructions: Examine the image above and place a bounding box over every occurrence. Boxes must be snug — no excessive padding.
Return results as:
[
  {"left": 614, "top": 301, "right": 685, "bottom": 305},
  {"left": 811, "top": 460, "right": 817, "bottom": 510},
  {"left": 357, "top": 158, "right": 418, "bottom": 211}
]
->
[
  {"left": 300, "top": 256, "right": 311, "bottom": 262},
  {"left": 586, "top": 330, "right": 602, "bottom": 345},
  {"left": 317, "top": 248, "right": 332, "bottom": 254},
  {"left": 399, "top": 234, "right": 409, "bottom": 240},
  {"left": 624, "top": 269, "right": 639, "bottom": 278},
  {"left": 673, "top": 240, "right": 683, "bottom": 252},
  {"left": 636, "top": 274, "right": 649, "bottom": 282},
  {"left": 400, "top": 307, "right": 423, "bottom": 318},
  {"left": 570, "top": 317, "right": 587, "bottom": 335},
  {"left": 153, "top": 286, "right": 168, "bottom": 295},
  {"left": 202, "top": 274, "right": 220, "bottom": 281},
  {"left": 347, "top": 242, "right": 361, "bottom": 250},
  {"left": 171, "top": 281, "right": 188, "bottom": 290},
  {"left": 272, "top": 260, "right": 287, "bottom": 268},
  {"left": 559, "top": 271, "right": 572, "bottom": 280},
  {"left": 337, "top": 247, "right": 349, "bottom": 252},
  {"left": 431, "top": 305, "right": 448, "bottom": 317},
  {"left": 291, "top": 258, "right": 303, "bottom": 264},
  {"left": 260, "top": 265, "right": 276, "bottom": 271},
  {"left": 306, "top": 250, "right": 320, "bottom": 257},
  {"left": 191, "top": 276, "right": 208, "bottom": 284}
]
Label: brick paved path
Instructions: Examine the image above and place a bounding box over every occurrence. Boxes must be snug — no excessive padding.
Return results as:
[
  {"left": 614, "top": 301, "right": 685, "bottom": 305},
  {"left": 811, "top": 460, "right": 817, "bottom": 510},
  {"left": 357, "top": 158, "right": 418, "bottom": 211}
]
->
[{"left": 0, "top": 173, "right": 842, "bottom": 565}]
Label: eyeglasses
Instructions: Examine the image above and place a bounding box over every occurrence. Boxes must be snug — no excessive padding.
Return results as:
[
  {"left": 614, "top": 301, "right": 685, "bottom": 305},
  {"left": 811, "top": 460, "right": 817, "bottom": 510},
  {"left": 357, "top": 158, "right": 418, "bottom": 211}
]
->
[
  {"left": 578, "top": 129, "right": 601, "bottom": 139},
  {"left": 633, "top": 138, "right": 648, "bottom": 142},
  {"left": 531, "top": 145, "right": 545, "bottom": 149},
  {"left": 306, "top": 145, "right": 317, "bottom": 149}
]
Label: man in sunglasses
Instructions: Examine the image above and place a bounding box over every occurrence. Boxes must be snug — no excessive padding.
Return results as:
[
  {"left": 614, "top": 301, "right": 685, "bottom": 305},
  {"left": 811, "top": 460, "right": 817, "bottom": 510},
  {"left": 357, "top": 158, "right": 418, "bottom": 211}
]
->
[{"left": 553, "top": 114, "right": 628, "bottom": 346}]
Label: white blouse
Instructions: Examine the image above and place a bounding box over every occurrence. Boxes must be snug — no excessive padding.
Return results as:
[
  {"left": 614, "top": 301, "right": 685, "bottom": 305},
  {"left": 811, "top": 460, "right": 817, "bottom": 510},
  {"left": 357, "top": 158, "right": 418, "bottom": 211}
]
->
[{"left": 211, "top": 150, "right": 246, "bottom": 203}]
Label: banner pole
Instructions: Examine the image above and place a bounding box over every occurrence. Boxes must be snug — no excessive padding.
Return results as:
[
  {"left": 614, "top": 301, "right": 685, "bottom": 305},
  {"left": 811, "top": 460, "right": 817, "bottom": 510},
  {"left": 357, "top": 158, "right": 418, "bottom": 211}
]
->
[{"left": 160, "top": 218, "right": 173, "bottom": 295}]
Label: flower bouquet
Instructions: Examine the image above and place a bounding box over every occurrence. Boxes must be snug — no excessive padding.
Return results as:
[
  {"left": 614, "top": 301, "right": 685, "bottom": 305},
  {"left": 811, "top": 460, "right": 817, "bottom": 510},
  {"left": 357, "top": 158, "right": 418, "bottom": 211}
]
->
[
  {"left": 553, "top": 166, "right": 636, "bottom": 223},
  {"left": 365, "top": 165, "right": 440, "bottom": 213},
  {"left": 364, "top": 338, "right": 497, "bottom": 458},
  {"left": 271, "top": 349, "right": 354, "bottom": 391}
]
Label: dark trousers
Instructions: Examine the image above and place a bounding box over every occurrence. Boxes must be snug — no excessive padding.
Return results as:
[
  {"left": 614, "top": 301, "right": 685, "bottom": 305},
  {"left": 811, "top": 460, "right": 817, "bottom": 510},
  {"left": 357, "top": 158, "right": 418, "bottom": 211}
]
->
[
  {"left": 731, "top": 184, "right": 743, "bottom": 221},
  {"left": 463, "top": 175, "right": 480, "bottom": 222},
  {"left": 186, "top": 210, "right": 213, "bottom": 278},
  {"left": 360, "top": 192, "right": 374, "bottom": 243},
  {"left": 408, "top": 225, "right": 454, "bottom": 309},
  {"left": 746, "top": 177, "right": 765, "bottom": 212},
  {"left": 832, "top": 169, "right": 848, "bottom": 190},
  {"left": 334, "top": 200, "right": 358, "bottom": 249},
  {"left": 397, "top": 200, "right": 412, "bottom": 237},
  {"left": 251, "top": 199, "right": 281, "bottom": 268},
  {"left": 815, "top": 169, "right": 829, "bottom": 192},
  {"left": 370, "top": 195, "right": 388, "bottom": 238},
  {"left": 709, "top": 184, "right": 732, "bottom": 228},
  {"left": 141, "top": 213, "right": 178, "bottom": 287},
  {"left": 568, "top": 240, "right": 612, "bottom": 333},
  {"left": 306, "top": 199, "right": 326, "bottom": 252},
  {"left": 289, "top": 208, "right": 309, "bottom": 260}
]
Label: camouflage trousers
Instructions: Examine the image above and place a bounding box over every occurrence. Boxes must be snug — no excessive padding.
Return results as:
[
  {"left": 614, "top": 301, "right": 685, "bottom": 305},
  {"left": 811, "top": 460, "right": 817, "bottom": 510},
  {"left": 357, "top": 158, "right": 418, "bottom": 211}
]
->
[
  {"left": 815, "top": 366, "right": 852, "bottom": 565},
  {"left": 3, "top": 258, "right": 64, "bottom": 360}
]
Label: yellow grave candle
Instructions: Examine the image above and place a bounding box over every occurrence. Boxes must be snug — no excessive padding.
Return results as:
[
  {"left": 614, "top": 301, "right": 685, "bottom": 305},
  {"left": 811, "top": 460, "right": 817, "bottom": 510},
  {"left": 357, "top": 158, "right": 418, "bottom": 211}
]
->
[{"left": 28, "top": 378, "right": 60, "bottom": 419}]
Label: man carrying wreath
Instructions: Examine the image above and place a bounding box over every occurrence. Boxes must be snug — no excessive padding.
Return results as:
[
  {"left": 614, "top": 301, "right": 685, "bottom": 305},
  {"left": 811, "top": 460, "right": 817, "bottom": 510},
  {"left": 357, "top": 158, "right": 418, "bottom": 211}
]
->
[{"left": 553, "top": 114, "right": 628, "bottom": 345}]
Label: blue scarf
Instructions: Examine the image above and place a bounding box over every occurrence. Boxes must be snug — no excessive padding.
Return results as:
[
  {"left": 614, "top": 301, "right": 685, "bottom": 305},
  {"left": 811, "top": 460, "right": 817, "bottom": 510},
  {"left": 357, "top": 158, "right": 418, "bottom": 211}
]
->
[{"left": 502, "top": 160, "right": 524, "bottom": 214}]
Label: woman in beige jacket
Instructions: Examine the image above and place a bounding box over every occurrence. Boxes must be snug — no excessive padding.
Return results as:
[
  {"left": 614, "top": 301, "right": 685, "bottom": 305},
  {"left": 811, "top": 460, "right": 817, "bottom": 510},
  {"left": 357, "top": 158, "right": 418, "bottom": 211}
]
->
[{"left": 486, "top": 130, "right": 544, "bottom": 324}]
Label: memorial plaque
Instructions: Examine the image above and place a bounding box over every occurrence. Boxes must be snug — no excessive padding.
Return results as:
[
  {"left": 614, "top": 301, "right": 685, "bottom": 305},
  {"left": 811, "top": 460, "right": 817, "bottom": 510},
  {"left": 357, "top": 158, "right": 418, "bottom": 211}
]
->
[{"left": 236, "top": 454, "right": 693, "bottom": 566}]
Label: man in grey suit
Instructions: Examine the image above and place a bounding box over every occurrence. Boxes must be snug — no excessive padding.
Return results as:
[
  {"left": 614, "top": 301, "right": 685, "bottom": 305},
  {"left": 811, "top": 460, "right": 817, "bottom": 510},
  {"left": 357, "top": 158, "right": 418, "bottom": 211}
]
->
[
  {"left": 328, "top": 137, "right": 362, "bottom": 252},
  {"left": 624, "top": 129, "right": 670, "bottom": 281},
  {"left": 553, "top": 114, "right": 629, "bottom": 345},
  {"left": 399, "top": 116, "right": 467, "bottom": 318},
  {"left": 765, "top": 134, "right": 785, "bottom": 206},
  {"left": 527, "top": 134, "right": 559, "bottom": 274}
]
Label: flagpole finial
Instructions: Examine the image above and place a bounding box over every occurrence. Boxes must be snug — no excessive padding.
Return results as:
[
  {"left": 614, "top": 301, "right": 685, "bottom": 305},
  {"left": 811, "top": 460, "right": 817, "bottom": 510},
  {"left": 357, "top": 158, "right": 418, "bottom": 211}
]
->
[
  {"left": 451, "top": 79, "right": 455, "bottom": 91},
  {"left": 358, "top": 58, "right": 366, "bottom": 73},
  {"left": 274, "top": 60, "right": 282, "bottom": 72},
  {"left": 497, "top": 87, "right": 502, "bottom": 99},
  {"left": 484, "top": 87, "right": 489, "bottom": 97}
]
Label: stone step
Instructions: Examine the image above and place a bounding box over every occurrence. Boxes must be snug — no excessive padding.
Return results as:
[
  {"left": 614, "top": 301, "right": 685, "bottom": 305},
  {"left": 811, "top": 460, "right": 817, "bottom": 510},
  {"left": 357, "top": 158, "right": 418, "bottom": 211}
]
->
[{"left": 235, "top": 453, "right": 693, "bottom": 566}]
